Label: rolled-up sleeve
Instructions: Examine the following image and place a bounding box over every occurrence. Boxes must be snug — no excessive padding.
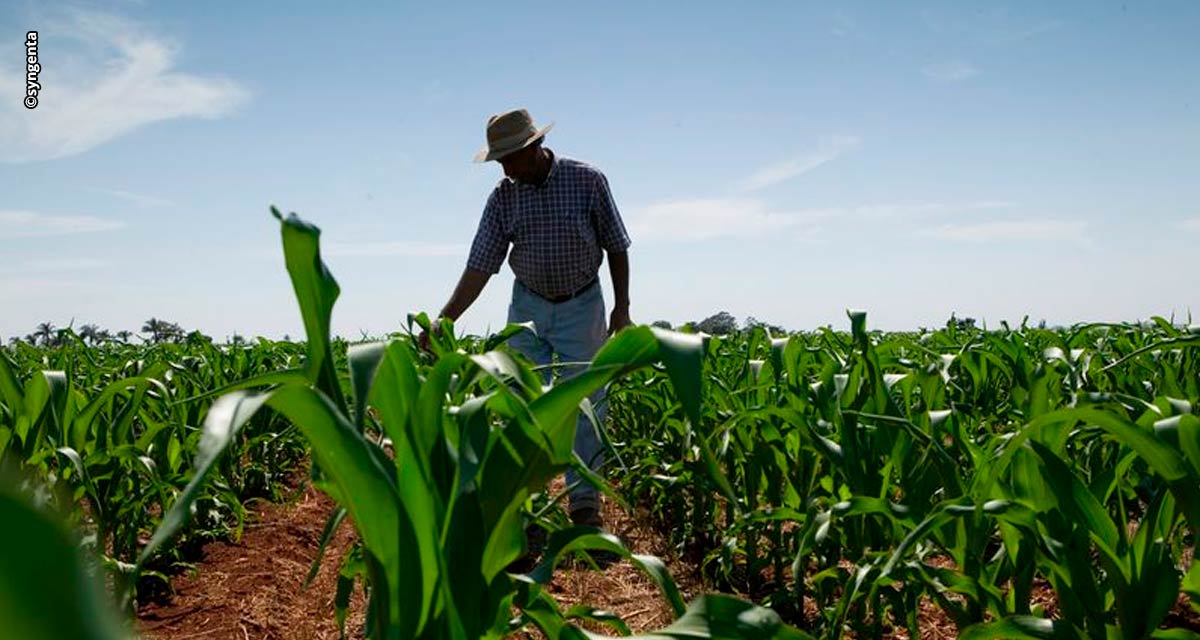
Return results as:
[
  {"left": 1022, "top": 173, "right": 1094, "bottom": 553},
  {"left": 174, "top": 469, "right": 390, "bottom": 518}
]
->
[
  {"left": 466, "top": 191, "right": 509, "bottom": 274},
  {"left": 592, "top": 172, "right": 631, "bottom": 252}
]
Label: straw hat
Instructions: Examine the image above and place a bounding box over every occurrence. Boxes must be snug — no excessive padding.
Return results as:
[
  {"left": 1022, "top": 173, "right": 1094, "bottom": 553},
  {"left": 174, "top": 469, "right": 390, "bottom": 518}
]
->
[{"left": 473, "top": 108, "right": 554, "bottom": 163}]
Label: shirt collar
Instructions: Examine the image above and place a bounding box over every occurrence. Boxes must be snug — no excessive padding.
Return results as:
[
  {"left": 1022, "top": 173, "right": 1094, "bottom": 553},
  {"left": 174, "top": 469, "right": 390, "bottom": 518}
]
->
[
  {"left": 512, "top": 148, "right": 558, "bottom": 190},
  {"left": 543, "top": 148, "right": 559, "bottom": 185}
]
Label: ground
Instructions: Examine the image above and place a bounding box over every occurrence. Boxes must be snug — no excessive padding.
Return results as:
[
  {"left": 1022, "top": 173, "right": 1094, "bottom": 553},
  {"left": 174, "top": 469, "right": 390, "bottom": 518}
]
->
[{"left": 135, "top": 477, "right": 698, "bottom": 639}]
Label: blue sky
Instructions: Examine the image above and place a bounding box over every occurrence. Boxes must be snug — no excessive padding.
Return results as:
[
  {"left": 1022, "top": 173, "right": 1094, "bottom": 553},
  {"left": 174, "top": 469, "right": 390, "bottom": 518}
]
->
[{"left": 2, "top": 1, "right": 1198, "bottom": 340}]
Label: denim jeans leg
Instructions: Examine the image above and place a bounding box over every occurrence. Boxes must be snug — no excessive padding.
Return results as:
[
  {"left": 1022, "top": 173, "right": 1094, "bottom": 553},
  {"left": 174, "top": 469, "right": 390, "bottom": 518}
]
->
[
  {"left": 507, "top": 281, "right": 554, "bottom": 386},
  {"left": 547, "top": 284, "right": 609, "bottom": 513}
]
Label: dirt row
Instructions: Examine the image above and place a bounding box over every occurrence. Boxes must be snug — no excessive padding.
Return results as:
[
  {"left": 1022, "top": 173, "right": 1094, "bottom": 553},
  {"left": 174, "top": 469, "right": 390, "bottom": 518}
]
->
[{"left": 136, "top": 480, "right": 698, "bottom": 639}]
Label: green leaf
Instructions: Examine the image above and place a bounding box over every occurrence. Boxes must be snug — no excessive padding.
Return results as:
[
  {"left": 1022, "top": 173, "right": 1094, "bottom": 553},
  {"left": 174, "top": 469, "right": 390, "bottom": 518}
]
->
[
  {"left": 1153, "top": 629, "right": 1200, "bottom": 640},
  {"left": 527, "top": 528, "right": 629, "bottom": 585},
  {"left": 0, "top": 351, "right": 23, "bottom": 412},
  {"left": 484, "top": 321, "right": 537, "bottom": 352},
  {"left": 1027, "top": 441, "right": 1121, "bottom": 555},
  {"left": 563, "top": 605, "right": 632, "bottom": 636},
  {"left": 303, "top": 507, "right": 347, "bottom": 589},
  {"left": 524, "top": 526, "right": 688, "bottom": 618},
  {"left": 348, "top": 342, "right": 386, "bottom": 433},
  {"left": 960, "top": 615, "right": 1078, "bottom": 640},
  {"left": 480, "top": 493, "right": 527, "bottom": 581},
  {"left": 569, "top": 594, "right": 812, "bottom": 640},
  {"left": 271, "top": 206, "right": 347, "bottom": 413},
  {"left": 0, "top": 493, "right": 130, "bottom": 640}
]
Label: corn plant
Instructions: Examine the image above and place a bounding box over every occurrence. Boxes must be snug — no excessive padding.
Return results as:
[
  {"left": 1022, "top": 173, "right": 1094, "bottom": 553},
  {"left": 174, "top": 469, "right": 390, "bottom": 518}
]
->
[{"left": 139, "top": 208, "right": 805, "bottom": 640}]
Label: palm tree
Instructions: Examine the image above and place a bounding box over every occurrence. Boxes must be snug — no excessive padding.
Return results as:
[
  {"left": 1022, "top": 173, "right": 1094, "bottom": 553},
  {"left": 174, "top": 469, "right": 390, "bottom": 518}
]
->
[
  {"left": 116, "top": 330, "right": 133, "bottom": 343},
  {"left": 78, "top": 324, "right": 101, "bottom": 345},
  {"left": 142, "top": 318, "right": 167, "bottom": 344},
  {"left": 35, "top": 322, "right": 55, "bottom": 347},
  {"left": 142, "top": 318, "right": 185, "bottom": 344}
]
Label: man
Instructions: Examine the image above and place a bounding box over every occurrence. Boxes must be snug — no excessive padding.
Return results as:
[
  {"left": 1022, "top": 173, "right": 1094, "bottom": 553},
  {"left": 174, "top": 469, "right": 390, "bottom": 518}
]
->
[{"left": 423, "top": 108, "right": 632, "bottom": 528}]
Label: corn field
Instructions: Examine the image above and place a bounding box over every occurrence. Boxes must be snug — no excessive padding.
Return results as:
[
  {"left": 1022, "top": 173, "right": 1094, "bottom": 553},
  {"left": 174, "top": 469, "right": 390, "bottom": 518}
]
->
[
  {"left": 2, "top": 209, "right": 1198, "bottom": 639},
  {"left": 607, "top": 310, "right": 1200, "bottom": 638}
]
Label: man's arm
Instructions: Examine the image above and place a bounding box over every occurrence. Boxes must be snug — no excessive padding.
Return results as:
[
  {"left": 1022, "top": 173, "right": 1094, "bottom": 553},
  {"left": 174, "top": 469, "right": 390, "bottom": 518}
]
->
[
  {"left": 440, "top": 267, "right": 492, "bottom": 322},
  {"left": 419, "top": 267, "right": 491, "bottom": 352},
  {"left": 444, "top": 189, "right": 505, "bottom": 323},
  {"left": 590, "top": 170, "right": 632, "bottom": 336},
  {"left": 607, "top": 250, "right": 631, "bottom": 335}
]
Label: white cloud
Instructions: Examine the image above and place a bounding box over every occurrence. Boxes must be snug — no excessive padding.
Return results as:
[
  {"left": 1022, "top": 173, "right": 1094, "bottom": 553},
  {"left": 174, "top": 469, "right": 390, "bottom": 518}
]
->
[
  {"left": 0, "top": 9, "right": 249, "bottom": 163},
  {"left": 1181, "top": 217, "right": 1200, "bottom": 231},
  {"left": 90, "top": 187, "right": 174, "bottom": 207},
  {"left": 919, "top": 219, "right": 1087, "bottom": 242},
  {"left": 322, "top": 241, "right": 467, "bottom": 258},
  {"left": 629, "top": 198, "right": 830, "bottom": 242},
  {"left": 922, "top": 61, "right": 980, "bottom": 82},
  {"left": 0, "top": 210, "right": 124, "bottom": 238},
  {"left": 739, "top": 136, "right": 861, "bottom": 191}
]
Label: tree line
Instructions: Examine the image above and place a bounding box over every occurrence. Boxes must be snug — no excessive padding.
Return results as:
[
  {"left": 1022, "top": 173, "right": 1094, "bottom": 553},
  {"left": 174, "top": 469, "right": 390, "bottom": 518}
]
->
[
  {"left": 650, "top": 311, "right": 789, "bottom": 336},
  {"left": 7, "top": 318, "right": 214, "bottom": 347}
]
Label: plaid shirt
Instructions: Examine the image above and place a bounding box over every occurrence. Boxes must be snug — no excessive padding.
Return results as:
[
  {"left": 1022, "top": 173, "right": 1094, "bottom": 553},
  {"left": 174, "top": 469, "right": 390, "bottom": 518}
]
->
[{"left": 467, "top": 150, "right": 631, "bottom": 299}]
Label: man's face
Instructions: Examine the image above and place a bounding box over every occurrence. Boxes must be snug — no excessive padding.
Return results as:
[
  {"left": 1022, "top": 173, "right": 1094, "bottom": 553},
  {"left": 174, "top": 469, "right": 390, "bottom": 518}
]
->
[{"left": 498, "top": 145, "right": 540, "bottom": 184}]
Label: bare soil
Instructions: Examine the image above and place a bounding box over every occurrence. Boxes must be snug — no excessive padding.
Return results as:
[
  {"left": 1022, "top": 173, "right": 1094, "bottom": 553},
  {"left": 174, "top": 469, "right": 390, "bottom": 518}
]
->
[
  {"left": 136, "top": 479, "right": 702, "bottom": 639},
  {"left": 137, "top": 483, "right": 366, "bottom": 640}
]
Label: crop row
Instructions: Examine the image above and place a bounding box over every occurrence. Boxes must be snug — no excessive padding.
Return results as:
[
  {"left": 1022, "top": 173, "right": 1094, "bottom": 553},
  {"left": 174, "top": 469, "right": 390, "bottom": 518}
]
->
[{"left": 607, "top": 311, "right": 1200, "bottom": 638}]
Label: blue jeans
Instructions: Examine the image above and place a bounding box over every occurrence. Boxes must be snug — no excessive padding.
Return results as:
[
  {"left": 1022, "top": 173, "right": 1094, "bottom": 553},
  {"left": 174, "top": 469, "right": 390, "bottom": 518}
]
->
[{"left": 506, "top": 278, "right": 608, "bottom": 513}]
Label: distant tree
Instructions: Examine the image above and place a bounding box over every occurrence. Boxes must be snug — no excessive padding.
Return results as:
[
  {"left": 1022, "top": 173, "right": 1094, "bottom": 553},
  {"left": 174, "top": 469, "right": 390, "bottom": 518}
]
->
[
  {"left": 35, "top": 322, "right": 56, "bottom": 347},
  {"left": 696, "top": 311, "right": 738, "bottom": 336},
  {"left": 650, "top": 320, "right": 673, "bottom": 330},
  {"left": 948, "top": 313, "right": 976, "bottom": 331},
  {"left": 115, "top": 330, "right": 133, "bottom": 343},
  {"left": 185, "top": 330, "right": 212, "bottom": 346},
  {"left": 78, "top": 324, "right": 102, "bottom": 345},
  {"left": 743, "top": 316, "right": 788, "bottom": 336},
  {"left": 142, "top": 318, "right": 186, "bottom": 344},
  {"left": 142, "top": 318, "right": 163, "bottom": 343}
]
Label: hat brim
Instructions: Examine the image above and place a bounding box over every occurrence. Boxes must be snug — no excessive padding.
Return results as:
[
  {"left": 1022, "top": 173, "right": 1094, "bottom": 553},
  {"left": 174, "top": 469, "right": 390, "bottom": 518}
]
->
[{"left": 473, "top": 122, "right": 554, "bottom": 163}]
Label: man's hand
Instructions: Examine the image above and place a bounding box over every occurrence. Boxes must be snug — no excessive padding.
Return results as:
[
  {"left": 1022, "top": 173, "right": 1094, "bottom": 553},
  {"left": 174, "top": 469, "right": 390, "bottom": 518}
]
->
[
  {"left": 417, "top": 324, "right": 442, "bottom": 354},
  {"left": 605, "top": 251, "right": 630, "bottom": 337},
  {"left": 608, "top": 306, "right": 632, "bottom": 336},
  {"left": 422, "top": 267, "right": 492, "bottom": 355}
]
